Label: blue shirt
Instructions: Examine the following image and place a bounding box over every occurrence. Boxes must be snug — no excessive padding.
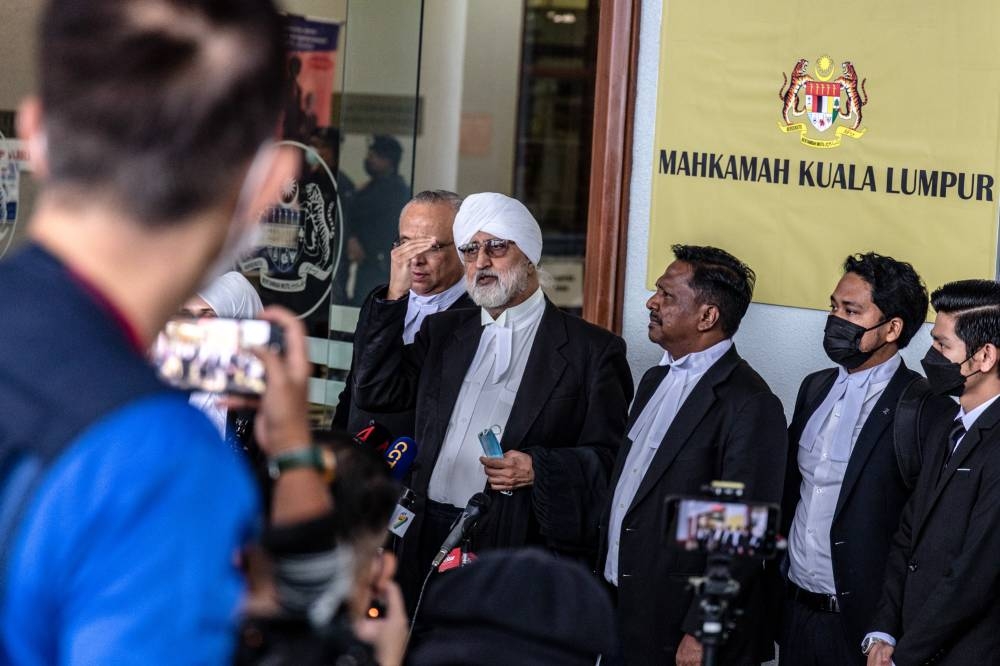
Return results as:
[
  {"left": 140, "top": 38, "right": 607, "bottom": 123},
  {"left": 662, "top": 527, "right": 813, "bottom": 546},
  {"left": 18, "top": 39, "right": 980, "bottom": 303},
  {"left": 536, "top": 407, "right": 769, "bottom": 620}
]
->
[
  {"left": 0, "top": 243, "right": 258, "bottom": 664},
  {"left": 2, "top": 396, "right": 258, "bottom": 665}
]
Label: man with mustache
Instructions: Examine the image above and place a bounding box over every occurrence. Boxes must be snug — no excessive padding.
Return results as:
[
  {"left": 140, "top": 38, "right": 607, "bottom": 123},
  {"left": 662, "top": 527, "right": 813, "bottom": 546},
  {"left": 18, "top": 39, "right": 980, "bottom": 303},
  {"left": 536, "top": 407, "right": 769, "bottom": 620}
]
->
[
  {"left": 597, "top": 245, "right": 787, "bottom": 666},
  {"left": 352, "top": 192, "right": 633, "bottom": 613}
]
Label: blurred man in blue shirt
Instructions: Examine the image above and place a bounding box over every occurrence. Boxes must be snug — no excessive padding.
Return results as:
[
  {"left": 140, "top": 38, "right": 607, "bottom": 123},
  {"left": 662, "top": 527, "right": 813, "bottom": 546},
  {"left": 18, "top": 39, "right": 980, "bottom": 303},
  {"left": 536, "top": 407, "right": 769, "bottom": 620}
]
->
[{"left": 0, "top": 0, "right": 301, "bottom": 662}]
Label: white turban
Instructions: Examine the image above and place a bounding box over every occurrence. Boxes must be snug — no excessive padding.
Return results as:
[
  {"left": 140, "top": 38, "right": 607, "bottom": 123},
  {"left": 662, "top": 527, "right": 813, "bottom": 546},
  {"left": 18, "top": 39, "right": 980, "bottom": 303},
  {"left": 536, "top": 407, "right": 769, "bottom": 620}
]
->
[
  {"left": 453, "top": 193, "right": 543, "bottom": 265},
  {"left": 198, "top": 271, "right": 263, "bottom": 319}
]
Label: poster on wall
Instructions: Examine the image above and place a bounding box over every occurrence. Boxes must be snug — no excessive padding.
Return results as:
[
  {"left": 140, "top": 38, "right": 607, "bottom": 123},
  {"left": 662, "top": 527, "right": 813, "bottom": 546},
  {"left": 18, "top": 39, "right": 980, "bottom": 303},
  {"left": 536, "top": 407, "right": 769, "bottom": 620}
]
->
[
  {"left": 242, "top": 14, "right": 344, "bottom": 329},
  {"left": 647, "top": 1, "right": 1000, "bottom": 310},
  {"left": 281, "top": 14, "right": 341, "bottom": 142}
]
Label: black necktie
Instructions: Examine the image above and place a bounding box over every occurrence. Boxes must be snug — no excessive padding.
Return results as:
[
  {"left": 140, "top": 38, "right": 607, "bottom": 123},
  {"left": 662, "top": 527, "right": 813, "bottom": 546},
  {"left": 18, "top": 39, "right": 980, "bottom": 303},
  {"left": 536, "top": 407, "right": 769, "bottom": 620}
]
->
[{"left": 943, "top": 418, "right": 966, "bottom": 468}]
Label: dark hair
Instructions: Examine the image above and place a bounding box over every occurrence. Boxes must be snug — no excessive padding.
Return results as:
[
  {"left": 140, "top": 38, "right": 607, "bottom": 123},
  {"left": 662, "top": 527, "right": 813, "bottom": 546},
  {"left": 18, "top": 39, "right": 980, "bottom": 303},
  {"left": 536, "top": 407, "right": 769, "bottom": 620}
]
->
[
  {"left": 843, "top": 252, "right": 928, "bottom": 348},
  {"left": 370, "top": 135, "right": 403, "bottom": 170},
  {"left": 671, "top": 244, "right": 755, "bottom": 336},
  {"left": 313, "top": 429, "right": 398, "bottom": 543},
  {"left": 930, "top": 280, "right": 1000, "bottom": 364},
  {"left": 409, "top": 189, "right": 463, "bottom": 214},
  {"left": 39, "top": 0, "right": 286, "bottom": 226}
]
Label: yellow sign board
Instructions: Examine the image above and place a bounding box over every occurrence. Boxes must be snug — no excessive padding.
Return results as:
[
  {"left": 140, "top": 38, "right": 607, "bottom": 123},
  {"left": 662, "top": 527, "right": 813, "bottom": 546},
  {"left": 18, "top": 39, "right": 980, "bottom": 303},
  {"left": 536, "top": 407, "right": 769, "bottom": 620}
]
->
[{"left": 648, "top": 1, "right": 1000, "bottom": 310}]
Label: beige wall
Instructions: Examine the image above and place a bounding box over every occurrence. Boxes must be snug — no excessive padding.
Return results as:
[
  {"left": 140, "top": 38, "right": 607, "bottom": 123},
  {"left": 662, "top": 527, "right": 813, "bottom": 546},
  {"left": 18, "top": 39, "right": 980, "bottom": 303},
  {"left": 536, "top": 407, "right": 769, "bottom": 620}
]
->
[{"left": 0, "top": 1, "right": 40, "bottom": 111}]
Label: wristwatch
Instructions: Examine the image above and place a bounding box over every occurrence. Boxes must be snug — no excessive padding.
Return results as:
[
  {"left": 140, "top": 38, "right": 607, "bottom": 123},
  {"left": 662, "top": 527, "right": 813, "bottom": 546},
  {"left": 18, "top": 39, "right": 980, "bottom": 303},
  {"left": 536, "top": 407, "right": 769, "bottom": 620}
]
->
[
  {"left": 267, "top": 446, "right": 336, "bottom": 483},
  {"left": 861, "top": 636, "right": 888, "bottom": 655}
]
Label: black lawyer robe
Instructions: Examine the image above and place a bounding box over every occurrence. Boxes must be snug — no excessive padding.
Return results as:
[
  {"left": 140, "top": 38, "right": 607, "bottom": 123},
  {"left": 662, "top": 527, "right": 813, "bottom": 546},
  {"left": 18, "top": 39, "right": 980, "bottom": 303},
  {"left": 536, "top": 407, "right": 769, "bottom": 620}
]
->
[
  {"left": 352, "top": 293, "right": 633, "bottom": 608},
  {"left": 597, "top": 346, "right": 788, "bottom": 666},
  {"left": 779, "top": 362, "right": 956, "bottom": 662},
  {"left": 331, "top": 284, "right": 475, "bottom": 438}
]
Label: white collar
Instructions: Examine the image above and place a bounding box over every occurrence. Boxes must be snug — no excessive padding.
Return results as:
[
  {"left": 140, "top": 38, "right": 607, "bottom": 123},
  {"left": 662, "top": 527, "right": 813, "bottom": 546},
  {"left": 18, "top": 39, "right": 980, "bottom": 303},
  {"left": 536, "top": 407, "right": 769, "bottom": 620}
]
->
[
  {"left": 480, "top": 287, "right": 546, "bottom": 329},
  {"left": 957, "top": 393, "right": 1000, "bottom": 432},
  {"left": 837, "top": 352, "right": 901, "bottom": 389},
  {"left": 659, "top": 338, "right": 734, "bottom": 374},
  {"left": 409, "top": 277, "right": 466, "bottom": 308}
]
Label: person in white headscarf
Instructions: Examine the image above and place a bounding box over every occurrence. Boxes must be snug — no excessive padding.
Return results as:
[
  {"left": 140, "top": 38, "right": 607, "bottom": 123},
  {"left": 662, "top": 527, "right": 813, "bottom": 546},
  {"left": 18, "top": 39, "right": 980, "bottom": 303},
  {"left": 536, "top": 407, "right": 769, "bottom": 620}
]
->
[
  {"left": 351, "top": 191, "right": 633, "bottom": 614},
  {"left": 181, "top": 271, "right": 263, "bottom": 437}
]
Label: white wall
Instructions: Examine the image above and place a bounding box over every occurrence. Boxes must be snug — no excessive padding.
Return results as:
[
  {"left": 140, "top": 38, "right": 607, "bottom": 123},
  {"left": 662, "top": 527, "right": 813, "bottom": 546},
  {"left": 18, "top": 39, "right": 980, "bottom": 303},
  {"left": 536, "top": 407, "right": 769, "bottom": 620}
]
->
[
  {"left": 455, "top": 0, "right": 524, "bottom": 196},
  {"left": 412, "top": 0, "right": 467, "bottom": 193},
  {"left": 624, "top": 1, "right": 933, "bottom": 417}
]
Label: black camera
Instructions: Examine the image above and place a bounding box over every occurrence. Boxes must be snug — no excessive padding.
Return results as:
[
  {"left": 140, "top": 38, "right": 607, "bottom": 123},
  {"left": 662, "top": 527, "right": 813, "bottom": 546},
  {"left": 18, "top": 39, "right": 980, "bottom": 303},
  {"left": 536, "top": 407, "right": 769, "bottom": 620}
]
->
[{"left": 663, "top": 481, "right": 784, "bottom": 666}]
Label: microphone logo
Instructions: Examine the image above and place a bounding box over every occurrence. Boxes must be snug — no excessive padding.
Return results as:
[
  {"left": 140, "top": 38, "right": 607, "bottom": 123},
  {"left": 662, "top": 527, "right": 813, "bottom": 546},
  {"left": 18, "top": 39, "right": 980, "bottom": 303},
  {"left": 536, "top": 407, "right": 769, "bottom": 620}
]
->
[
  {"left": 386, "top": 439, "right": 409, "bottom": 468},
  {"left": 384, "top": 437, "right": 417, "bottom": 481}
]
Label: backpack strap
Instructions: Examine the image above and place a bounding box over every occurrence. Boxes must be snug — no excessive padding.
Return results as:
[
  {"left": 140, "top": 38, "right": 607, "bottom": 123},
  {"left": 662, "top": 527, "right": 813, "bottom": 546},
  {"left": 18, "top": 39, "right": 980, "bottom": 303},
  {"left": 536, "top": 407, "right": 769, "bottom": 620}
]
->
[{"left": 893, "top": 376, "right": 932, "bottom": 490}]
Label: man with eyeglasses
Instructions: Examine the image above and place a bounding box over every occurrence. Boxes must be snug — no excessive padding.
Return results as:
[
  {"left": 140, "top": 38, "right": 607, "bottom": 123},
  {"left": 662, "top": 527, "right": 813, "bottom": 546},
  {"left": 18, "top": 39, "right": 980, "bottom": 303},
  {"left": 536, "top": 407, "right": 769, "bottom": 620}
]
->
[
  {"left": 352, "top": 192, "right": 633, "bottom": 614},
  {"left": 333, "top": 189, "right": 474, "bottom": 437}
]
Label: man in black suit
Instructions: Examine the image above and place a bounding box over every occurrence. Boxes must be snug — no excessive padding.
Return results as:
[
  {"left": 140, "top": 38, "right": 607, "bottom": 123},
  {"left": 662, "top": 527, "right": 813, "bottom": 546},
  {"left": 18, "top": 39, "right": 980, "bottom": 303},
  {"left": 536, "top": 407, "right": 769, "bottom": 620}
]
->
[
  {"left": 780, "top": 253, "right": 955, "bottom": 665},
  {"left": 348, "top": 135, "right": 411, "bottom": 275},
  {"left": 598, "top": 245, "right": 787, "bottom": 666},
  {"left": 866, "top": 280, "right": 1000, "bottom": 666},
  {"left": 333, "top": 190, "right": 474, "bottom": 437},
  {"left": 352, "top": 192, "right": 633, "bottom": 612}
]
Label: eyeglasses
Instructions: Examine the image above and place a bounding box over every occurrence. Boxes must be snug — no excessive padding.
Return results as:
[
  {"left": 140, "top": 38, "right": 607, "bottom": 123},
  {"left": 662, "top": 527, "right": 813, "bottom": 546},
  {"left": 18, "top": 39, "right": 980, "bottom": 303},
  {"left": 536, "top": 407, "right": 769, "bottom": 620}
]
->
[
  {"left": 391, "top": 239, "right": 454, "bottom": 254},
  {"left": 457, "top": 238, "right": 516, "bottom": 260}
]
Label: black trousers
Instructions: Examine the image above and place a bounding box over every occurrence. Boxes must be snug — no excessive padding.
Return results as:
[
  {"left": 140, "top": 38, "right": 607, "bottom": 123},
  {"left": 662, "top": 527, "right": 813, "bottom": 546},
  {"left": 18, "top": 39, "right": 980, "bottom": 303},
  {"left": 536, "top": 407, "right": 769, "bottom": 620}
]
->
[
  {"left": 779, "top": 596, "right": 863, "bottom": 666},
  {"left": 400, "top": 500, "right": 463, "bottom": 614}
]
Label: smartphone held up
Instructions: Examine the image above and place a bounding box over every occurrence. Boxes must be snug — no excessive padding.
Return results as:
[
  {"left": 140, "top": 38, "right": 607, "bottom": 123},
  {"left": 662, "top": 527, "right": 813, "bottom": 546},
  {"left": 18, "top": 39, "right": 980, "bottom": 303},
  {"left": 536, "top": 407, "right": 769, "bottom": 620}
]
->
[{"left": 152, "top": 317, "right": 284, "bottom": 395}]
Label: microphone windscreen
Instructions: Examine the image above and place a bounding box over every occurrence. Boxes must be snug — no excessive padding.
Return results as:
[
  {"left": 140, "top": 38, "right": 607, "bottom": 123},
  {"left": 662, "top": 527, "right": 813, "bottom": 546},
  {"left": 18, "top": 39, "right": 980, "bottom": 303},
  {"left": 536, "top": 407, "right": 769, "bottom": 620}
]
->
[
  {"left": 384, "top": 436, "right": 418, "bottom": 480},
  {"left": 468, "top": 491, "right": 491, "bottom": 513},
  {"left": 353, "top": 421, "right": 393, "bottom": 455}
]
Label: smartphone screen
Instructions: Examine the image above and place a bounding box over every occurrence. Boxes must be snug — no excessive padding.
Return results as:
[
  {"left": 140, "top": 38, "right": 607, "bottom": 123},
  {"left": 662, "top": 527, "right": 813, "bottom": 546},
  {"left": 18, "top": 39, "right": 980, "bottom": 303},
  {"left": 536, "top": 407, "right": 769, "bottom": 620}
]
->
[
  {"left": 152, "top": 318, "right": 282, "bottom": 395},
  {"left": 666, "top": 497, "right": 780, "bottom": 559}
]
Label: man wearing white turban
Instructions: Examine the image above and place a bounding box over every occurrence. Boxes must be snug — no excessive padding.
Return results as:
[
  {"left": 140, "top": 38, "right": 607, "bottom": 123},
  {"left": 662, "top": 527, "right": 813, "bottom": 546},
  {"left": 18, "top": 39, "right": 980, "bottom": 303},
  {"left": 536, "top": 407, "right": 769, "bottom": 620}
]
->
[{"left": 352, "top": 192, "right": 634, "bottom": 613}]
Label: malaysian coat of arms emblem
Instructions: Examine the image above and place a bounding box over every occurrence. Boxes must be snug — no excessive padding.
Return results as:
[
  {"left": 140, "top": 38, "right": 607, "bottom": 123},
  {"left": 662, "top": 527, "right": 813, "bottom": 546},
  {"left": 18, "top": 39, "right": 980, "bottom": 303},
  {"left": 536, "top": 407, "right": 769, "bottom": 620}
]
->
[
  {"left": 240, "top": 140, "right": 343, "bottom": 321},
  {"left": 778, "top": 55, "right": 868, "bottom": 148}
]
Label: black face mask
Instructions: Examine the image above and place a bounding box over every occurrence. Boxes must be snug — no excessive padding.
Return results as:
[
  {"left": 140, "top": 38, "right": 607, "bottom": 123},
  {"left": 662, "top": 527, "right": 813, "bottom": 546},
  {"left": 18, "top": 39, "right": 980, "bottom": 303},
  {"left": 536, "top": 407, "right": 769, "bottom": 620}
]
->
[
  {"left": 921, "top": 346, "right": 980, "bottom": 397},
  {"left": 822, "top": 315, "right": 890, "bottom": 370}
]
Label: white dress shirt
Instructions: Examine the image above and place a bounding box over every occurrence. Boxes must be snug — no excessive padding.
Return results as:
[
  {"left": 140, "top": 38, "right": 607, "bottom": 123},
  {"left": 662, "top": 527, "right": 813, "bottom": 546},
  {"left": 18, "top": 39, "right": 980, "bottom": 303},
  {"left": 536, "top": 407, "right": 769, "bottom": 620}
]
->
[
  {"left": 788, "top": 354, "right": 900, "bottom": 594},
  {"left": 427, "top": 288, "right": 546, "bottom": 508},
  {"left": 950, "top": 394, "right": 1000, "bottom": 451},
  {"left": 402, "top": 278, "right": 467, "bottom": 344},
  {"left": 604, "top": 338, "right": 734, "bottom": 585}
]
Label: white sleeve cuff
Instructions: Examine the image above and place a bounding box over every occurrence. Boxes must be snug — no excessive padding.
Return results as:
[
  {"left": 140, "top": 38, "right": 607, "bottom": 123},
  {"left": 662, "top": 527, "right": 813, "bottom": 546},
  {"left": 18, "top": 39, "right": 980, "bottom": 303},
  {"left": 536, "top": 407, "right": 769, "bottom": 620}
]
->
[{"left": 863, "top": 631, "right": 897, "bottom": 647}]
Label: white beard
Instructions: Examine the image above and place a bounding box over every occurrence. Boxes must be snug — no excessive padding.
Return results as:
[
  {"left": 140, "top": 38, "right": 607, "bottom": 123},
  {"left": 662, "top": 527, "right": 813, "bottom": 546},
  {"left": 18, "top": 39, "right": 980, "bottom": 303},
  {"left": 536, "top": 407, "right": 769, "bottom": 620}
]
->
[{"left": 467, "top": 262, "right": 530, "bottom": 309}]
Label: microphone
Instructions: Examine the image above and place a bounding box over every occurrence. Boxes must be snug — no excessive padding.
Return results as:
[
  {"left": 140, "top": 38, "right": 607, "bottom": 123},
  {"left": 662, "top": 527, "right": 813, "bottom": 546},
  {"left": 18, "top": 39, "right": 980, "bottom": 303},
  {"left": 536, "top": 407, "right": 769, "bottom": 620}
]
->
[
  {"left": 384, "top": 436, "right": 418, "bottom": 481},
  {"left": 430, "top": 492, "right": 491, "bottom": 568},
  {"left": 353, "top": 420, "right": 393, "bottom": 456},
  {"left": 388, "top": 487, "right": 417, "bottom": 538}
]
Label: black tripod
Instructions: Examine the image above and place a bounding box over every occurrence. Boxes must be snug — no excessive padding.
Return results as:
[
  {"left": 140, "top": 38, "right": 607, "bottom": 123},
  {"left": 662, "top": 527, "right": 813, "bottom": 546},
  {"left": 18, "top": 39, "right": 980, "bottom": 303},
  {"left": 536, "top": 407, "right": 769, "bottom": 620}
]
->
[{"left": 688, "top": 553, "right": 741, "bottom": 666}]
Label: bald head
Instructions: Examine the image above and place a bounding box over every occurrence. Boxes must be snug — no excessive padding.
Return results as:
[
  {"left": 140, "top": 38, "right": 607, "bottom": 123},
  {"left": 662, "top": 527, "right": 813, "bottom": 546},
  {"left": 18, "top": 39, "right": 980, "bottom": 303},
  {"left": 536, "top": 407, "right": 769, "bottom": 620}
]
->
[{"left": 398, "top": 191, "right": 464, "bottom": 296}]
